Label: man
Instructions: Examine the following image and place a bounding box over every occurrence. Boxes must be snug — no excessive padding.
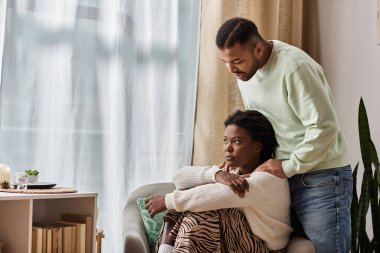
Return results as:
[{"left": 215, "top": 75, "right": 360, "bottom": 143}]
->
[{"left": 216, "top": 17, "right": 352, "bottom": 253}]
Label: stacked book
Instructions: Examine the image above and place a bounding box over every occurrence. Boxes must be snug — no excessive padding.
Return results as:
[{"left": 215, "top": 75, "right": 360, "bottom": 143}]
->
[
  {"left": 32, "top": 213, "right": 93, "bottom": 253},
  {"left": 0, "top": 240, "right": 4, "bottom": 253}
]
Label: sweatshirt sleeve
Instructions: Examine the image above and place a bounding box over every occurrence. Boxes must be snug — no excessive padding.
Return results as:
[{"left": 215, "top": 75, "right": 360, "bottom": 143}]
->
[
  {"left": 166, "top": 172, "right": 284, "bottom": 212},
  {"left": 282, "top": 62, "right": 341, "bottom": 177},
  {"left": 172, "top": 165, "right": 221, "bottom": 190}
]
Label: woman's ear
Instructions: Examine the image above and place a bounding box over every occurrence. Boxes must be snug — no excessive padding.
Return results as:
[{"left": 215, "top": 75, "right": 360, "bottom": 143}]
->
[{"left": 253, "top": 142, "right": 262, "bottom": 154}]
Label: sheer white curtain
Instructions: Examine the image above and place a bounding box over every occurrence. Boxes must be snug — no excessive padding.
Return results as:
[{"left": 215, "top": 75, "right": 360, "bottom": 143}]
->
[
  {"left": 0, "top": 0, "right": 6, "bottom": 88},
  {"left": 0, "top": 0, "right": 200, "bottom": 252}
]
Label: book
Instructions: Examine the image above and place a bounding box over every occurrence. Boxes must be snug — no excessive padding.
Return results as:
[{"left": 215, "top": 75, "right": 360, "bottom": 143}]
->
[
  {"left": 33, "top": 223, "right": 51, "bottom": 253},
  {"left": 0, "top": 240, "right": 4, "bottom": 253},
  {"left": 46, "top": 227, "right": 53, "bottom": 253},
  {"left": 61, "top": 224, "right": 73, "bottom": 253},
  {"left": 41, "top": 227, "right": 47, "bottom": 253},
  {"left": 53, "top": 223, "right": 76, "bottom": 253},
  {"left": 52, "top": 226, "right": 62, "bottom": 253},
  {"left": 32, "top": 226, "right": 43, "bottom": 253},
  {"left": 61, "top": 213, "right": 93, "bottom": 253},
  {"left": 59, "top": 221, "right": 86, "bottom": 253},
  {"left": 32, "top": 229, "right": 36, "bottom": 253}
]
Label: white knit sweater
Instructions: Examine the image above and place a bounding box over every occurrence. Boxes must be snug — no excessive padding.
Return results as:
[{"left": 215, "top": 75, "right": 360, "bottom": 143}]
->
[{"left": 165, "top": 166, "right": 293, "bottom": 250}]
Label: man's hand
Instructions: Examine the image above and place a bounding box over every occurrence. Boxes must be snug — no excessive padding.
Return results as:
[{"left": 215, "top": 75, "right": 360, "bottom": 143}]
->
[
  {"left": 255, "top": 159, "right": 287, "bottom": 178},
  {"left": 144, "top": 195, "right": 167, "bottom": 217},
  {"left": 215, "top": 170, "right": 250, "bottom": 198}
]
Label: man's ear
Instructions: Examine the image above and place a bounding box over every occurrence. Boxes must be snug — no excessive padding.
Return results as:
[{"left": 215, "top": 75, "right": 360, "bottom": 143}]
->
[{"left": 254, "top": 42, "right": 265, "bottom": 57}]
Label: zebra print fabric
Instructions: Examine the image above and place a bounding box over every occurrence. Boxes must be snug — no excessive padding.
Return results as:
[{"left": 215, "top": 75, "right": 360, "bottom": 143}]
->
[{"left": 156, "top": 208, "right": 286, "bottom": 253}]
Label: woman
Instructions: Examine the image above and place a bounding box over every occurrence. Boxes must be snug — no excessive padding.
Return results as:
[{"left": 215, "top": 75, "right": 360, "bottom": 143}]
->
[{"left": 145, "top": 110, "right": 293, "bottom": 253}]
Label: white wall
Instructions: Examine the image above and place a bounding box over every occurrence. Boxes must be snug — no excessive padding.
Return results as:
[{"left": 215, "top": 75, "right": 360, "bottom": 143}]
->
[
  {"left": 318, "top": 0, "right": 380, "bottom": 239},
  {"left": 318, "top": 0, "right": 380, "bottom": 170}
]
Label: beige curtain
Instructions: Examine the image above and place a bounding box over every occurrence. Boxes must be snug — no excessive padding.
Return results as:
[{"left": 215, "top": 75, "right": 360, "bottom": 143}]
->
[{"left": 192, "top": 0, "right": 319, "bottom": 165}]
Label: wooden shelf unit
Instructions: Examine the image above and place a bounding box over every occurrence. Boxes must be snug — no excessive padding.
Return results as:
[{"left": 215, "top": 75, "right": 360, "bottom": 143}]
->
[{"left": 0, "top": 192, "right": 97, "bottom": 253}]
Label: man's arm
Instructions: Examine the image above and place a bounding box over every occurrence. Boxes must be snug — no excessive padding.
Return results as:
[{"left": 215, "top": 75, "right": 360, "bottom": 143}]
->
[
  {"left": 282, "top": 62, "right": 342, "bottom": 177},
  {"left": 256, "top": 63, "right": 343, "bottom": 178}
]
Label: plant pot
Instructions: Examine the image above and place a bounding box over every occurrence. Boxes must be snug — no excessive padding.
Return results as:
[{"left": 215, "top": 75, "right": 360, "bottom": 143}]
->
[{"left": 28, "top": 175, "right": 39, "bottom": 184}]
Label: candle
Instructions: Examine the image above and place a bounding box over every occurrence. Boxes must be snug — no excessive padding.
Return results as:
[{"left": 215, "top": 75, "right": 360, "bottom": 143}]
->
[{"left": 0, "top": 164, "right": 11, "bottom": 182}]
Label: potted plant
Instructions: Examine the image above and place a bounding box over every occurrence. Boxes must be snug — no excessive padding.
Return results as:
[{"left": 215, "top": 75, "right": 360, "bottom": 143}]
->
[
  {"left": 351, "top": 98, "right": 380, "bottom": 253},
  {"left": 25, "top": 169, "right": 39, "bottom": 184}
]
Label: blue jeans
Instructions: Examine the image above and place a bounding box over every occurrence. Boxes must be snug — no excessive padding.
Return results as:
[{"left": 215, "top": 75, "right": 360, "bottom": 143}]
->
[{"left": 289, "top": 165, "right": 353, "bottom": 253}]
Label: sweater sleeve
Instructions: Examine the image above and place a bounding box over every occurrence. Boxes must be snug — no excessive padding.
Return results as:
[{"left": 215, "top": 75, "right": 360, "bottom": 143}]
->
[
  {"left": 172, "top": 165, "right": 221, "bottom": 190},
  {"left": 282, "top": 62, "right": 340, "bottom": 177},
  {"left": 166, "top": 172, "right": 282, "bottom": 212}
]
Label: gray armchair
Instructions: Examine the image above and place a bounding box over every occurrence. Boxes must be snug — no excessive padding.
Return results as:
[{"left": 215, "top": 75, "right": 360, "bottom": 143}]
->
[{"left": 123, "top": 183, "right": 315, "bottom": 253}]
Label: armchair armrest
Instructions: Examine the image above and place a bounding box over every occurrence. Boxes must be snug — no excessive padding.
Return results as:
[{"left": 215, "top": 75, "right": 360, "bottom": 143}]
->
[{"left": 123, "top": 183, "right": 175, "bottom": 253}]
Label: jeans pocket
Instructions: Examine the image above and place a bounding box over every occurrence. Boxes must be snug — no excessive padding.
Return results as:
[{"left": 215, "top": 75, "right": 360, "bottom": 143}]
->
[{"left": 301, "top": 171, "right": 337, "bottom": 188}]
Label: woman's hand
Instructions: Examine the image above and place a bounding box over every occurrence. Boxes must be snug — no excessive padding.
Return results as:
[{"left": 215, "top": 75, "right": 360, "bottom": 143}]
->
[
  {"left": 219, "top": 161, "right": 229, "bottom": 172},
  {"left": 215, "top": 171, "right": 250, "bottom": 198},
  {"left": 219, "top": 161, "right": 236, "bottom": 173},
  {"left": 144, "top": 195, "right": 167, "bottom": 217}
]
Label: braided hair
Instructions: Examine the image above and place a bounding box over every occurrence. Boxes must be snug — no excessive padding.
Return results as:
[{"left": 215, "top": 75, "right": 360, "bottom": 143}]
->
[{"left": 224, "top": 110, "right": 278, "bottom": 163}]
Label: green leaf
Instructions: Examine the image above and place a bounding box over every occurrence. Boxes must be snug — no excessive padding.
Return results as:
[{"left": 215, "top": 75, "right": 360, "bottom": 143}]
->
[
  {"left": 369, "top": 140, "right": 379, "bottom": 169},
  {"left": 357, "top": 175, "right": 370, "bottom": 250},
  {"left": 24, "top": 169, "right": 39, "bottom": 176},
  {"left": 351, "top": 163, "right": 359, "bottom": 252},
  {"left": 353, "top": 98, "right": 380, "bottom": 253},
  {"left": 360, "top": 232, "right": 371, "bottom": 252},
  {"left": 359, "top": 98, "right": 372, "bottom": 172},
  {"left": 371, "top": 168, "right": 379, "bottom": 252},
  {"left": 356, "top": 98, "right": 376, "bottom": 252},
  {"left": 369, "top": 139, "right": 380, "bottom": 194}
]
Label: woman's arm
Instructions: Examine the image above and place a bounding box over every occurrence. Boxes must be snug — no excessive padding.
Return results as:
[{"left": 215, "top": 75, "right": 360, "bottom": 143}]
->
[
  {"left": 172, "top": 165, "right": 220, "bottom": 189},
  {"left": 144, "top": 182, "right": 253, "bottom": 217},
  {"left": 166, "top": 182, "right": 259, "bottom": 212},
  {"left": 145, "top": 172, "right": 285, "bottom": 216},
  {"left": 168, "top": 172, "right": 288, "bottom": 212},
  {"left": 174, "top": 165, "right": 250, "bottom": 196}
]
